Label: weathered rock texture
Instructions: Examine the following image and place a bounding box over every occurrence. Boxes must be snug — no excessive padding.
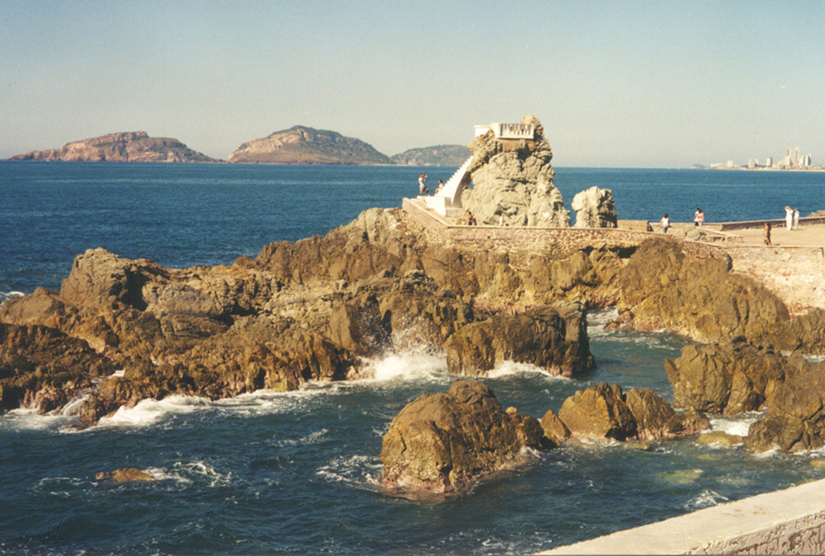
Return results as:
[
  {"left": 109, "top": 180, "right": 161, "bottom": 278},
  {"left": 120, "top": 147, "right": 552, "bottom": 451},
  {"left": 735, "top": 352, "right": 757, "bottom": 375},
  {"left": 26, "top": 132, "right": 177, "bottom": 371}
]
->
[
  {"left": 572, "top": 186, "right": 617, "bottom": 228},
  {"left": 443, "top": 303, "right": 594, "bottom": 378},
  {"left": 666, "top": 338, "right": 786, "bottom": 415},
  {"left": 463, "top": 116, "right": 570, "bottom": 227},
  {"left": 380, "top": 380, "right": 547, "bottom": 497},
  {"left": 228, "top": 125, "right": 392, "bottom": 165},
  {"left": 558, "top": 383, "right": 709, "bottom": 442},
  {"left": 9, "top": 132, "right": 217, "bottom": 163}
]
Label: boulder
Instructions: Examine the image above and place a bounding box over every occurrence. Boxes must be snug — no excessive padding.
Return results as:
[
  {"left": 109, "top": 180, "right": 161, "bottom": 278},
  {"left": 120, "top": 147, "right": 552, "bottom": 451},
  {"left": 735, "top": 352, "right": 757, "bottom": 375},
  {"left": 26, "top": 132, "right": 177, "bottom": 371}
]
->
[
  {"left": 572, "top": 186, "right": 617, "bottom": 228},
  {"left": 558, "top": 383, "right": 637, "bottom": 441},
  {"left": 665, "top": 337, "right": 786, "bottom": 415},
  {"left": 380, "top": 380, "right": 547, "bottom": 497},
  {"left": 745, "top": 356, "right": 825, "bottom": 453},
  {"left": 625, "top": 388, "right": 710, "bottom": 440},
  {"left": 444, "top": 303, "right": 594, "bottom": 378},
  {"left": 463, "top": 115, "right": 570, "bottom": 227},
  {"left": 539, "top": 409, "right": 570, "bottom": 445}
]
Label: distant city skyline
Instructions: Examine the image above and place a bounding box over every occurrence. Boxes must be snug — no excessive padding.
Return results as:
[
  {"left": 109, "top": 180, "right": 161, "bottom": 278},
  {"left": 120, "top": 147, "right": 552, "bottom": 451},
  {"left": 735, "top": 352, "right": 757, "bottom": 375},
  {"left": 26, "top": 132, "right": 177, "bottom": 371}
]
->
[
  {"left": 711, "top": 146, "right": 819, "bottom": 171},
  {"left": 2, "top": 1, "right": 825, "bottom": 168}
]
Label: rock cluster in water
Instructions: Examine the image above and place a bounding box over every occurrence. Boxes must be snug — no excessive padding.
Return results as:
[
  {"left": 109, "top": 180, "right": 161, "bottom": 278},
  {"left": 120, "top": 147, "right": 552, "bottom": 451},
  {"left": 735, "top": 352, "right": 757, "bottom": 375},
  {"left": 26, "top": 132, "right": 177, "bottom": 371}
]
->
[{"left": 3, "top": 193, "right": 825, "bottom": 494}]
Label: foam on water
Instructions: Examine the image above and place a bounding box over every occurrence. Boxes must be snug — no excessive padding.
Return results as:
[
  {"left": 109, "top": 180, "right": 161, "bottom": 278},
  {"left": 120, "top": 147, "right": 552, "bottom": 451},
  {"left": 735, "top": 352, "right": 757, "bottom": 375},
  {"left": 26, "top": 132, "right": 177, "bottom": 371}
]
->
[
  {"left": 146, "top": 461, "right": 231, "bottom": 487},
  {"left": 97, "top": 395, "right": 212, "bottom": 428},
  {"left": 316, "top": 454, "right": 383, "bottom": 491},
  {"left": 486, "top": 360, "right": 572, "bottom": 381},
  {"left": 685, "top": 489, "right": 729, "bottom": 510},
  {"left": 0, "top": 290, "right": 25, "bottom": 304},
  {"left": 361, "top": 350, "right": 449, "bottom": 383},
  {"left": 708, "top": 412, "right": 763, "bottom": 437}
]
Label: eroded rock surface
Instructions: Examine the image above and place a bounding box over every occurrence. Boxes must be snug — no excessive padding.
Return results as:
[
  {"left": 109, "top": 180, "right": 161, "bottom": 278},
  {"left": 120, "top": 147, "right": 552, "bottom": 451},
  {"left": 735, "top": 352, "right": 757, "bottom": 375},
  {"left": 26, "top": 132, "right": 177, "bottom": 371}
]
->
[
  {"left": 572, "top": 186, "right": 617, "bottom": 228},
  {"left": 379, "top": 380, "right": 547, "bottom": 497},
  {"left": 463, "top": 116, "right": 570, "bottom": 227}
]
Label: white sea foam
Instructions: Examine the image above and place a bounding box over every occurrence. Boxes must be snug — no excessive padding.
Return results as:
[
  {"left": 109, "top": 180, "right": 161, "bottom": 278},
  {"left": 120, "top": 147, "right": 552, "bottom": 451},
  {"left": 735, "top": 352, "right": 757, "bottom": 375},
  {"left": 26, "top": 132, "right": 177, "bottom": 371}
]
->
[
  {"left": 685, "top": 489, "right": 729, "bottom": 510},
  {"left": 356, "top": 350, "right": 449, "bottom": 384},
  {"left": 316, "top": 454, "right": 382, "bottom": 490},
  {"left": 146, "top": 461, "right": 231, "bottom": 487},
  {"left": 586, "top": 307, "right": 619, "bottom": 335},
  {"left": 97, "top": 395, "right": 212, "bottom": 428},
  {"left": 272, "top": 428, "right": 329, "bottom": 447},
  {"left": 1, "top": 409, "right": 74, "bottom": 432},
  {"left": 0, "top": 290, "right": 25, "bottom": 303},
  {"left": 485, "top": 360, "right": 572, "bottom": 381},
  {"left": 709, "top": 412, "right": 763, "bottom": 437}
]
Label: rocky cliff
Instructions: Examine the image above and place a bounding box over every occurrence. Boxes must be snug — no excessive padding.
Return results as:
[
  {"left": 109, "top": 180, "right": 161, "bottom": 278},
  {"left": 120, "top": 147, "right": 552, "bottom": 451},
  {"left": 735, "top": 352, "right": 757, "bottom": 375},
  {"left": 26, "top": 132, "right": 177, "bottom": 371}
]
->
[
  {"left": 9, "top": 132, "right": 218, "bottom": 163},
  {"left": 391, "top": 145, "right": 470, "bottom": 166},
  {"left": 228, "top": 125, "right": 392, "bottom": 165},
  {"left": 463, "top": 115, "right": 570, "bottom": 227}
]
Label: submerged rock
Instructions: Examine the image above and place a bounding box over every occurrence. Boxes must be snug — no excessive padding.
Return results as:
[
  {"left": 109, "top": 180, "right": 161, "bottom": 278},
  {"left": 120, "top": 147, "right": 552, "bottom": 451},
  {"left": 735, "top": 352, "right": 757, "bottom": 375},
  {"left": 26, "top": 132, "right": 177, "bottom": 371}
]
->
[
  {"left": 380, "top": 380, "right": 548, "bottom": 498},
  {"left": 95, "top": 468, "right": 155, "bottom": 483}
]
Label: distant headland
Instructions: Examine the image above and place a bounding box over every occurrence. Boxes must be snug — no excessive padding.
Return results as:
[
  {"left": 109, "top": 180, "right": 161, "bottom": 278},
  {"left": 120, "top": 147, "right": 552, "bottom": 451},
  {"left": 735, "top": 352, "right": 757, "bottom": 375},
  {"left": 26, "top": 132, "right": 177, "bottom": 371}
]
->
[{"left": 7, "top": 127, "right": 467, "bottom": 166}]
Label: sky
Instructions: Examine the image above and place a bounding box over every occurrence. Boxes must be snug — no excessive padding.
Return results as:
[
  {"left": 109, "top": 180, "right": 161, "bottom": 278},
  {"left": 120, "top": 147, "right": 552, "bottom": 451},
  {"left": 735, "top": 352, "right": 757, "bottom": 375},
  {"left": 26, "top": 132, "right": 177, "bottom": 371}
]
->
[{"left": 2, "top": 0, "right": 824, "bottom": 168}]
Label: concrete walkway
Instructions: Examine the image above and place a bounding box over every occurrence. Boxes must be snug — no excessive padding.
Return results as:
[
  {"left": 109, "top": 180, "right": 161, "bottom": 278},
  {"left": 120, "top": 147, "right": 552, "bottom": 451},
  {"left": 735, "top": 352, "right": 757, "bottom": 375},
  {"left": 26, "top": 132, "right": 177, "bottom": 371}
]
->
[{"left": 537, "top": 477, "right": 825, "bottom": 555}]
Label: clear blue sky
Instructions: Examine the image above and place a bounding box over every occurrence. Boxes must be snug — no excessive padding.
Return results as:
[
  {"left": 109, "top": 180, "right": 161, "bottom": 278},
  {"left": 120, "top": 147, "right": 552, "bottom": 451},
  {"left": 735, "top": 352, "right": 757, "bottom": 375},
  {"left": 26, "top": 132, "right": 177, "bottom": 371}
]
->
[{"left": 2, "top": 0, "right": 824, "bottom": 167}]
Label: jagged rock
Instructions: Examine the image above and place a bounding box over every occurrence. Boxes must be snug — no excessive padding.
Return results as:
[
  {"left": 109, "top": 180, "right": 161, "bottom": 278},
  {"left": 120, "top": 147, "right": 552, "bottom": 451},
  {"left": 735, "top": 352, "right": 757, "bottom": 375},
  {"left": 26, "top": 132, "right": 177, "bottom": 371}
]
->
[
  {"left": 616, "top": 238, "right": 793, "bottom": 347},
  {"left": 0, "top": 322, "right": 114, "bottom": 414},
  {"left": 380, "top": 380, "right": 548, "bottom": 497},
  {"left": 572, "top": 186, "right": 617, "bottom": 228},
  {"left": 10, "top": 132, "right": 217, "bottom": 163},
  {"left": 443, "top": 303, "right": 594, "bottom": 378},
  {"left": 539, "top": 409, "right": 570, "bottom": 445},
  {"left": 745, "top": 356, "right": 825, "bottom": 453},
  {"left": 557, "top": 383, "right": 708, "bottom": 442},
  {"left": 463, "top": 116, "right": 570, "bottom": 227},
  {"left": 665, "top": 337, "right": 786, "bottom": 415},
  {"left": 558, "top": 383, "right": 637, "bottom": 441}
]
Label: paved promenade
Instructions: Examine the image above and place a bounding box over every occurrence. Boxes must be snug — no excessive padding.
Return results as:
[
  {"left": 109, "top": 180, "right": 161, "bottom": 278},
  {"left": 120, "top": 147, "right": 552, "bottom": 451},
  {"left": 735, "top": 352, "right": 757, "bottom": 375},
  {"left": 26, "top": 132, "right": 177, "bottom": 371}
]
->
[{"left": 731, "top": 222, "right": 825, "bottom": 247}]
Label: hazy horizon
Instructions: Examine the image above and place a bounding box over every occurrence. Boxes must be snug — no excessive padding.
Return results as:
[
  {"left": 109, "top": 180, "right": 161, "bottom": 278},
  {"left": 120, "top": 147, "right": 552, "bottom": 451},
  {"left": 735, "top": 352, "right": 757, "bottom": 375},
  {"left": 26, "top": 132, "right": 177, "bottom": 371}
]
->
[{"left": 3, "top": 0, "right": 824, "bottom": 168}]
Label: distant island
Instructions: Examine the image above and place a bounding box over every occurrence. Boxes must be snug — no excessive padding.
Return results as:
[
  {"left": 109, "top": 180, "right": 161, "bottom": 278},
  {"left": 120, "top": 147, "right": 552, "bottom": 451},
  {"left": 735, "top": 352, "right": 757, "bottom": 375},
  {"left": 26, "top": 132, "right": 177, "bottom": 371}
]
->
[
  {"left": 391, "top": 145, "right": 470, "bottom": 166},
  {"left": 7, "top": 126, "right": 470, "bottom": 166},
  {"left": 8, "top": 132, "right": 218, "bottom": 163},
  {"left": 228, "top": 125, "right": 392, "bottom": 165}
]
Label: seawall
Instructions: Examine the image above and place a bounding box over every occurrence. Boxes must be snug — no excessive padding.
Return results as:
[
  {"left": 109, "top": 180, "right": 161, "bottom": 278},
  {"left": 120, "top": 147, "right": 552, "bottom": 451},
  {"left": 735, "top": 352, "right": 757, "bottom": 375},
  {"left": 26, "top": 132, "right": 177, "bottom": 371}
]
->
[{"left": 536, "top": 477, "right": 825, "bottom": 555}]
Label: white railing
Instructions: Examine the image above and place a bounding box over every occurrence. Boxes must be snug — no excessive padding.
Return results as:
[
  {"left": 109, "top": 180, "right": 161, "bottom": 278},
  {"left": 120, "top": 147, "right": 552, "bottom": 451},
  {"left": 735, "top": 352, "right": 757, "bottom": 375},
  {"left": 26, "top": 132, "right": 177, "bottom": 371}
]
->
[{"left": 495, "top": 123, "right": 535, "bottom": 139}]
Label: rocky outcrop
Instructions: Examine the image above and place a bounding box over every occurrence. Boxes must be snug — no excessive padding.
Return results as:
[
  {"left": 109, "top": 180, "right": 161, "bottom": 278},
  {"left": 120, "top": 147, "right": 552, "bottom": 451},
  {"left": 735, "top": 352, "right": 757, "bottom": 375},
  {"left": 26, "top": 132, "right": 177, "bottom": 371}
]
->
[
  {"left": 380, "top": 380, "right": 547, "bottom": 498},
  {"left": 443, "top": 303, "right": 594, "bottom": 378},
  {"left": 9, "top": 132, "right": 218, "bottom": 163},
  {"left": 95, "top": 468, "right": 154, "bottom": 482},
  {"left": 463, "top": 116, "right": 570, "bottom": 227},
  {"left": 665, "top": 338, "right": 786, "bottom": 415},
  {"left": 0, "top": 322, "right": 115, "bottom": 413},
  {"left": 228, "top": 126, "right": 392, "bottom": 165},
  {"left": 745, "top": 356, "right": 825, "bottom": 453},
  {"left": 572, "top": 186, "right": 617, "bottom": 228},
  {"left": 557, "top": 383, "right": 709, "bottom": 442}
]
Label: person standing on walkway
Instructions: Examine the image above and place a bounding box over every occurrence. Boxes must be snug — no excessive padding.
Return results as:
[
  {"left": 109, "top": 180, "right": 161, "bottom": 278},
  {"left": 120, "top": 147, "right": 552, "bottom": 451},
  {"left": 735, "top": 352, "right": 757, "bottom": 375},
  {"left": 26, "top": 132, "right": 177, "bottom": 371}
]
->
[
  {"left": 694, "top": 208, "right": 704, "bottom": 226},
  {"left": 785, "top": 206, "right": 793, "bottom": 231},
  {"left": 660, "top": 214, "right": 670, "bottom": 233},
  {"left": 418, "top": 174, "right": 428, "bottom": 195},
  {"left": 764, "top": 222, "right": 772, "bottom": 245},
  {"left": 793, "top": 208, "right": 800, "bottom": 230}
]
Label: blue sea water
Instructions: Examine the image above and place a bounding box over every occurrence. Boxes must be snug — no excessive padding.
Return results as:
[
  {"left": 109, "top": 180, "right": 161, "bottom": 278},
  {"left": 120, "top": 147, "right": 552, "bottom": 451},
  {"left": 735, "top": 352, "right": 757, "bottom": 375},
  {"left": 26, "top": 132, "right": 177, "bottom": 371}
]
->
[{"left": 1, "top": 161, "right": 825, "bottom": 555}]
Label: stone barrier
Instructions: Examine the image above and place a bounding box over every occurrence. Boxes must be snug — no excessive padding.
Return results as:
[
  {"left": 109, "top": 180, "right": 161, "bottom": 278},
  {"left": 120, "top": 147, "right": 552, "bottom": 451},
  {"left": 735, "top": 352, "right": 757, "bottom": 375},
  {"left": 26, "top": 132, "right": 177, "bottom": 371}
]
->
[{"left": 536, "top": 478, "right": 825, "bottom": 555}]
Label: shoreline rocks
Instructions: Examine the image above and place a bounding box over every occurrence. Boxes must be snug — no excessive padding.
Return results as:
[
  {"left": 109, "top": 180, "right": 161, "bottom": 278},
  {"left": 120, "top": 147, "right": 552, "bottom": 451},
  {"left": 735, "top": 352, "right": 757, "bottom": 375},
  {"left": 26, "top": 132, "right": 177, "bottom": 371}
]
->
[{"left": 379, "top": 380, "right": 548, "bottom": 498}]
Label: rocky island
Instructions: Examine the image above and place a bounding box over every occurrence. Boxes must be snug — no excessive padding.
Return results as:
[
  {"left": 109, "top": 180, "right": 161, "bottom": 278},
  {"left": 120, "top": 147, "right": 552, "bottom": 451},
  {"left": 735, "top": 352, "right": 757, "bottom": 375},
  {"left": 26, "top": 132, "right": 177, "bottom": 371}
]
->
[
  {"left": 227, "top": 125, "right": 392, "bottom": 165},
  {"left": 8, "top": 131, "right": 218, "bottom": 163},
  {"left": 3, "top": 115, "right": 825, "bottom": 499}
]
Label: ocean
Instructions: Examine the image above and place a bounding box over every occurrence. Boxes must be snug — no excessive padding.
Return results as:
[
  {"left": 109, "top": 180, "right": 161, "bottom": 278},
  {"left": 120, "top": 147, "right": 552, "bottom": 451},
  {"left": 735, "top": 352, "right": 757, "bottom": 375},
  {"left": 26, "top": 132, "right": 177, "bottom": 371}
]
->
[{"left": 1, "top": 162, "right": 825, "bottom": 555}]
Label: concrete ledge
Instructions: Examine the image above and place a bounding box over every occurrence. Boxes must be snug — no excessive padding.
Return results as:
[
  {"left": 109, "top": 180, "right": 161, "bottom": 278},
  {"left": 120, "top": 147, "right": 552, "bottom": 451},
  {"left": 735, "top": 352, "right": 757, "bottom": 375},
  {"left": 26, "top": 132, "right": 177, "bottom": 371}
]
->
[{"left": 537, "top": 478, "right": 825, "bottom": 555}]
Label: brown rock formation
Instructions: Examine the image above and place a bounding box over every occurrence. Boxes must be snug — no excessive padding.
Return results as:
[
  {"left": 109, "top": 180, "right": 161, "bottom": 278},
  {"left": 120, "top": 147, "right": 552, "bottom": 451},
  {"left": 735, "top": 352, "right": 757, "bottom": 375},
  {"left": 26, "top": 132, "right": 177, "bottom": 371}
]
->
[
  {"left": 443, "top": 303, "right": 594, "bottom": 378},
  {"left": 379, "top": 380, "right": 548, "bottom": 498},
  {"left": 464, "top": 116, "right": 570, "bottom": 227},
  {"left": 665, "top": 337, "right": 786, "bottom": 415},
  {"left": 9, "top": 132, "right": 218, "bottom": 163}
]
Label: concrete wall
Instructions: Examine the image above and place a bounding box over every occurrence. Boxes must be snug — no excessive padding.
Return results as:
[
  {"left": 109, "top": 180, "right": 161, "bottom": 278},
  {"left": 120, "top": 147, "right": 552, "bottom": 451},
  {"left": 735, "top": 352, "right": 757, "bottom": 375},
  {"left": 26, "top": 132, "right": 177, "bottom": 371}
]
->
[{"left": 536, "top": 478, "right": 825, "bottom": 555}]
